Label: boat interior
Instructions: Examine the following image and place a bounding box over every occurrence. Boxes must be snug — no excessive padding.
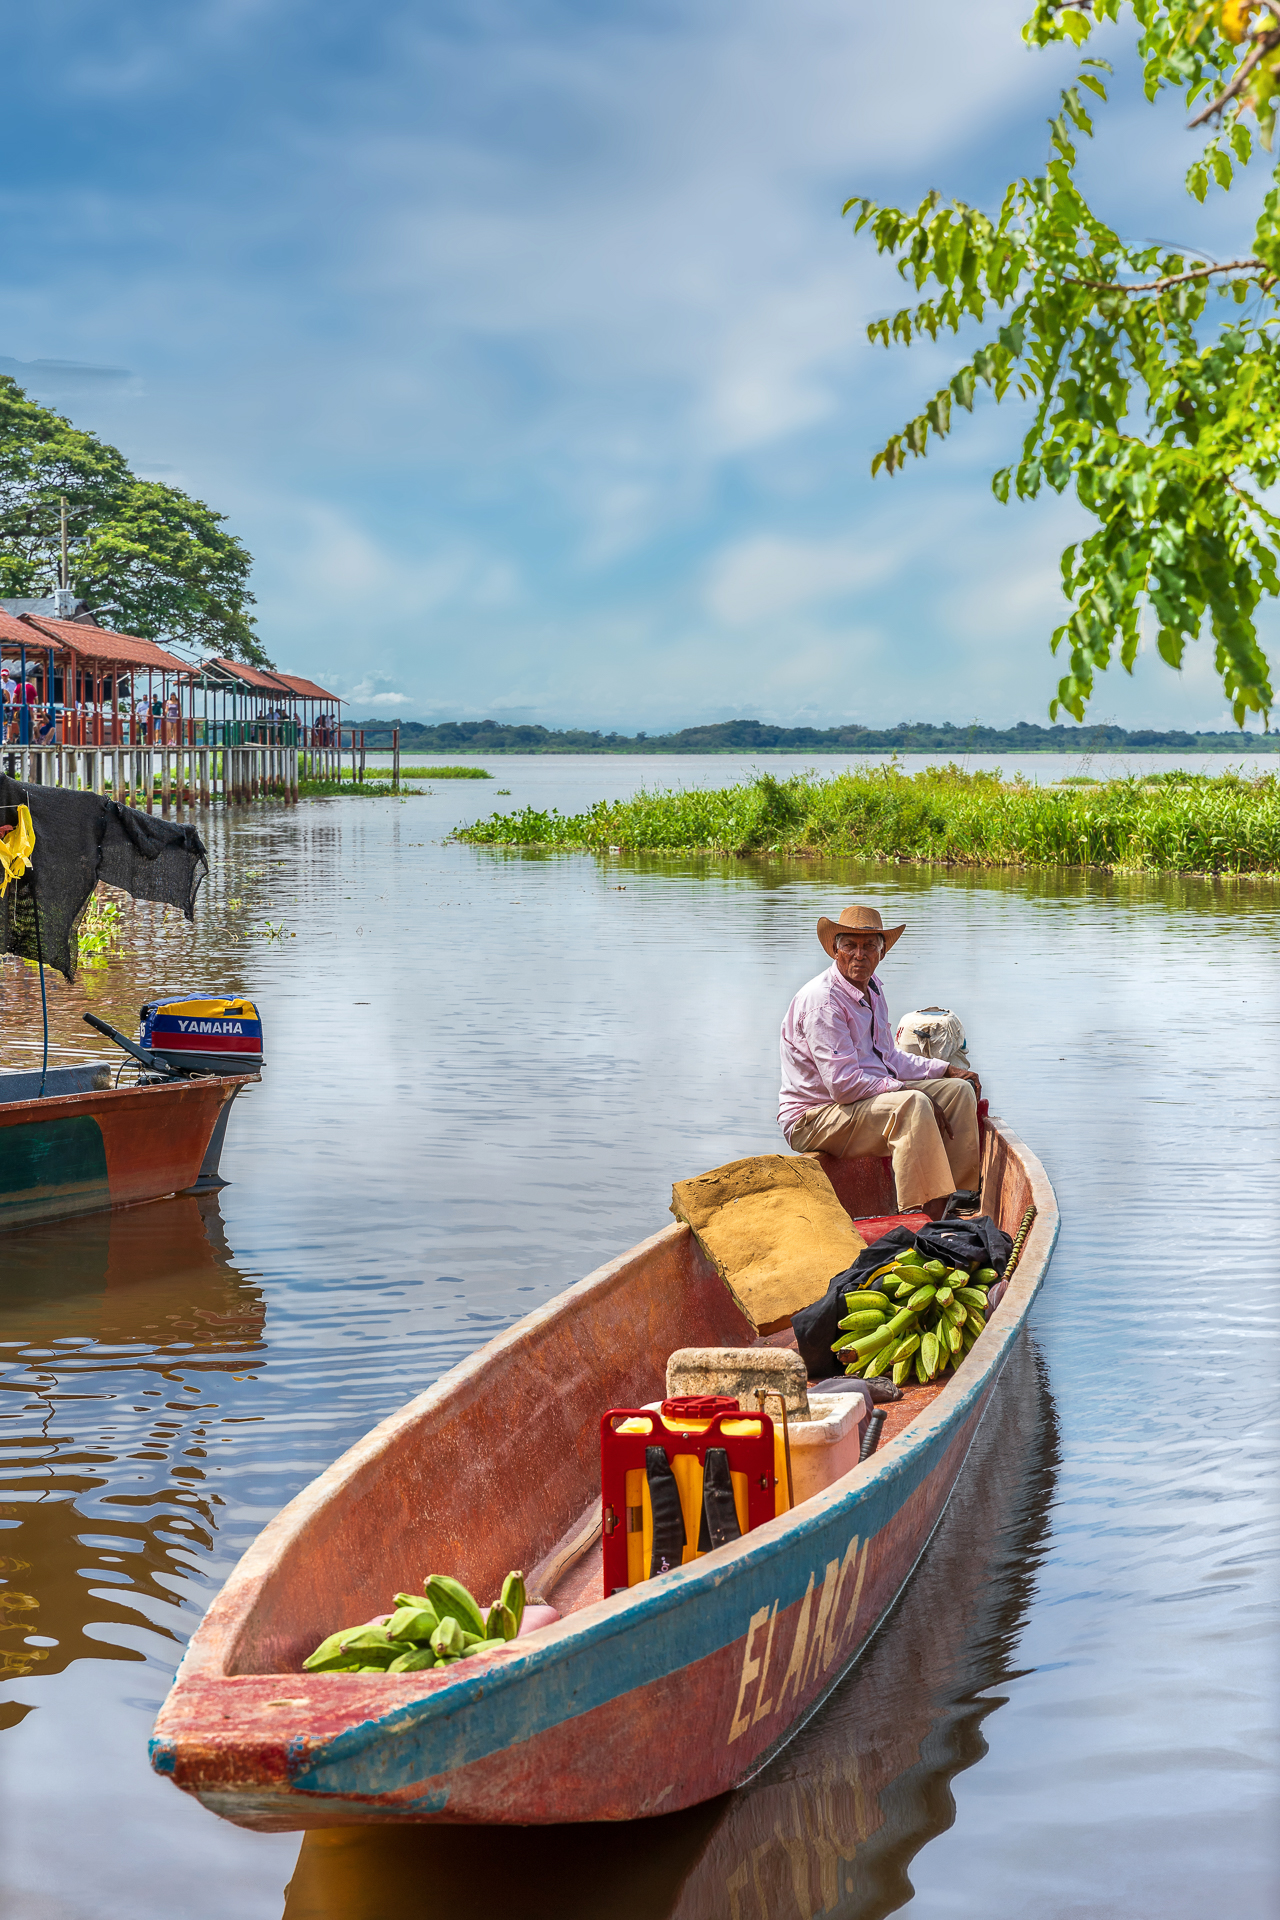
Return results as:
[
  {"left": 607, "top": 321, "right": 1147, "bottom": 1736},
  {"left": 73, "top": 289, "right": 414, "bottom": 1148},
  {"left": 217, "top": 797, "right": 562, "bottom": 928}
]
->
[
  {"left": 0, "top": 1061, "right": 115, "bottom": 1103},
  {"left": 215, "top": 1132, "right": 1033, "bottom": 1679}
]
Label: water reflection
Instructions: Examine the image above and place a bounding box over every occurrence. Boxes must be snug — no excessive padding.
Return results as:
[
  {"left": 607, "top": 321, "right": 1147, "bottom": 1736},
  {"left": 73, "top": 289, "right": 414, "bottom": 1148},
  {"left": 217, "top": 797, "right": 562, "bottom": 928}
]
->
[
  {"left": 0, "top": 1195, "right": 266, "bottom": 1701},
  {"left": 282, "top": 1335, "right": 1057, "bottom": 1920},
  {"left": 473, "top": 840, "right": 1280, "bottom": 920}
]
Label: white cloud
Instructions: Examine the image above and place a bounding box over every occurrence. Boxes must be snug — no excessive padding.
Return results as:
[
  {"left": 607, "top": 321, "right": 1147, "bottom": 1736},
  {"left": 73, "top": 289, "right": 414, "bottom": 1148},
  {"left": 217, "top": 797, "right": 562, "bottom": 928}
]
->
[
  {"left": 704, "top": 531, "right": 900, "bottom": 627},
  {"left": 257, "top": 499, "right": 524, "bottom": 630},
  {"left": 336, "top": 676, "right": 412, "bottom": 711}
]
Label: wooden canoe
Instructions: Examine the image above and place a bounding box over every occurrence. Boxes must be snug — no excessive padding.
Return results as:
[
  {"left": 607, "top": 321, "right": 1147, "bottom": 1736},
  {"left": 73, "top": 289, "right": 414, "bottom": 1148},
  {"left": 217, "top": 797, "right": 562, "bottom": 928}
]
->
[
  {"left": 279, "top": 1324, "right": 1055, "bottom": 1919},
  {"left": 0, "top": 1069, "right": 253, "bottom": 1232},
  {"left": 150, "top": 1118, "right": 1058, "bottom": 1829}
]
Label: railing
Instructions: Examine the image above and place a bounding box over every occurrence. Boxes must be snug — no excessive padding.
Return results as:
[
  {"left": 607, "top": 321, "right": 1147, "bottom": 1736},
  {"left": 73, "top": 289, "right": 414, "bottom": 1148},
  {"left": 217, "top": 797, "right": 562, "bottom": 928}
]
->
[
  {"left": 0, "top": 713, "right": 206, "bottom": 748},
  {"left": 51, "top": 715, "right": 206, "bottom": 747},
  {"left": 207, "top": 719, "right": 301, "bottom": 747},
  {"left": 0, "top": 713, "right": 311, "bottom": 748}
]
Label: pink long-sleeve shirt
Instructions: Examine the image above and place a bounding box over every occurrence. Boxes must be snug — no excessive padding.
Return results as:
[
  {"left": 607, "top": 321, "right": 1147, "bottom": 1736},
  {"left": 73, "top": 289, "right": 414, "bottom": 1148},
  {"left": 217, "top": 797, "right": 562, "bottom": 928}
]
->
[{"left": 777, "top": 964, "right": 947, "bottom": 1138}]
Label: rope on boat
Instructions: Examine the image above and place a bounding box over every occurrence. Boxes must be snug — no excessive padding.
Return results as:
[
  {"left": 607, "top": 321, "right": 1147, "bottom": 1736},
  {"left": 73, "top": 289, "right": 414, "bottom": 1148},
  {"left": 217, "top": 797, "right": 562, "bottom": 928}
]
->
[{"left": 1003, "top": 1202, "right": 1038, "bottom": 1280}]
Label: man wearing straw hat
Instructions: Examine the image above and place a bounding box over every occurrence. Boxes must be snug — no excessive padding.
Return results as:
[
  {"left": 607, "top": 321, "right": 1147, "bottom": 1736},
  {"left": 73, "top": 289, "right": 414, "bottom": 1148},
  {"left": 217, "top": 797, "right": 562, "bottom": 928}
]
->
[{"left": 778, "top": 905, "right": 981, "bottom": 1220}]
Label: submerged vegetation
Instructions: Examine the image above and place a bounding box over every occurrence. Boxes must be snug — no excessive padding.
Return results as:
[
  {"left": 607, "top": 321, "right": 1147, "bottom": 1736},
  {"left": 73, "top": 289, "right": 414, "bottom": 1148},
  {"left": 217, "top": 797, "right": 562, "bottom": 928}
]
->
[
  {"left": 326, "top": 765, "right": 492, "bottom": 780},
  {"left": 76, "top": 891, "right": 125, "bottom": 965},
  {"left": 456, "top": 765, "right": 1280, "bottom": 873},
  {"left": 399, "top": 765, "right": 492, "bottom": 778},
  {"left": 296, "top": 776, "right": 422, "bottom": 798},
  {"left": 295, "top": 764, "right": 491, "bottom": 797}
]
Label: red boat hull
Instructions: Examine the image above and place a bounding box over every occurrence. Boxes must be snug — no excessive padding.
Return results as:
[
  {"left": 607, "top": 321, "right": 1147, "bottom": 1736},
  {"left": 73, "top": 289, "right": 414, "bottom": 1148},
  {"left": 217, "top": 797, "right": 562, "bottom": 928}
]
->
[{"left": 0, "top": 1075, "right": 252, "bottom": 1231}]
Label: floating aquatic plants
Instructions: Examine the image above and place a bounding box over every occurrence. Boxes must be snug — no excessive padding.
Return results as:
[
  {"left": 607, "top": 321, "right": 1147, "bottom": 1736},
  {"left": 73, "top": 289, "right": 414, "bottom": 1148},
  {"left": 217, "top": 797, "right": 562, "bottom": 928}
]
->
[{"left": 455, "top": 765, "right": 1280, "bottom": 874}]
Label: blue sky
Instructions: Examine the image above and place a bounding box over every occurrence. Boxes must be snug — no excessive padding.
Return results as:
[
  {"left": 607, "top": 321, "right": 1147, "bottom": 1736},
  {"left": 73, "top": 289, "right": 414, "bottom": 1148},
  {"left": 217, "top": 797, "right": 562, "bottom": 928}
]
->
[{"left": 1, "top": 0, "right": 1270, "bottom": 730}]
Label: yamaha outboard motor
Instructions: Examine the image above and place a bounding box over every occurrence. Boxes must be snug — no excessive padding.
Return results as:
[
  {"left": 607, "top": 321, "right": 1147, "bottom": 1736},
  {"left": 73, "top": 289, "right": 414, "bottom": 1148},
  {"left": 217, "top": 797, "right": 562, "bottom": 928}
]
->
[
  {"left": 79, "top": 994, "right": 263, "bottom": 1194},
  {"left": 139, "top": 996, "right": 264, "bottom": 1075}
]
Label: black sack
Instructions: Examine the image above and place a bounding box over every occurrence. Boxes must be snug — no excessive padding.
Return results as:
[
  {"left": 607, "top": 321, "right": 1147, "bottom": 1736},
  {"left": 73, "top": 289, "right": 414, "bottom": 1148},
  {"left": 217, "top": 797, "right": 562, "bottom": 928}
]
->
[
  {"left": 791, "top": 1228, "right": 915, "bottom": 1380},
  {"left": 791, "top": 1215, "right": 1013, "bottom": 1381},
  {"left": 0, "top": 773, "right": 207, "bottom": 981},
  {"left": 913, "top": 1215, "right": 1013, "bottom": 1278}
]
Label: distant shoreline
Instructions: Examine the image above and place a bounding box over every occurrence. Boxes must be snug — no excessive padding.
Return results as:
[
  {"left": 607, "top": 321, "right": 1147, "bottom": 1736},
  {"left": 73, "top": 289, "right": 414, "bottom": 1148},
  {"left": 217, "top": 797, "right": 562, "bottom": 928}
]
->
[{"left": 344, "top": 717, "right": 1278, "bottom": 756}]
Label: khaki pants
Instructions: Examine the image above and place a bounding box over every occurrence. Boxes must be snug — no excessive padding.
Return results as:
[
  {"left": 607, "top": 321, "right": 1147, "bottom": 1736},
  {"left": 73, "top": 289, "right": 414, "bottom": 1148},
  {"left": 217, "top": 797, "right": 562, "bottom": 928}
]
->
[{"left": 788, "top": 1077, "right": 980, "bottom": 1212}]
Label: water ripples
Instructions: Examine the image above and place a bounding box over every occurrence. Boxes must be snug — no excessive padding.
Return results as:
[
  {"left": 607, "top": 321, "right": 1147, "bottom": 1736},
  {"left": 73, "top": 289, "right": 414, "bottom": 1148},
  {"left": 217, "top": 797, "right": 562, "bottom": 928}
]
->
[{"left": 1, "top": 788, "right": 1277, "bottom": 1918}]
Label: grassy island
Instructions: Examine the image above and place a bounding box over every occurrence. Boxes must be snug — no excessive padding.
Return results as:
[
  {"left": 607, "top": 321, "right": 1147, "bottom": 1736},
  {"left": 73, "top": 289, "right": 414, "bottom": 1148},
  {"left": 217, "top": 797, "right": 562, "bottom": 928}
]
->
[{"left": 455, "top": 766, "right": 1280, "bottom": 873}]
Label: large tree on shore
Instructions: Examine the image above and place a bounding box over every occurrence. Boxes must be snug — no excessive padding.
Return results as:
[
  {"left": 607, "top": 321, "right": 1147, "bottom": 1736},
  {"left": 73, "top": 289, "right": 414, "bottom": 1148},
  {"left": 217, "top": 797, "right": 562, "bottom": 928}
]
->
[
  {"left": 851, "top": 0, "right": 1280, "bottom": 728},
  {"left": 0, "top": 376, "right": 270, "bottom": 667}
]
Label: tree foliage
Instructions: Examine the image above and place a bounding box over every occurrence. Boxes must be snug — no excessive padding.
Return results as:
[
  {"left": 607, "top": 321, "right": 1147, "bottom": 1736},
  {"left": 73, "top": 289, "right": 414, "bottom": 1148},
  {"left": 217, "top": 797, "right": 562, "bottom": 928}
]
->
[
  {"left": 0, "top": 376, "right": 269, "bottom": 667},
  {"left": 849, "top": 0, "right": 1280, "bottom": 727}
]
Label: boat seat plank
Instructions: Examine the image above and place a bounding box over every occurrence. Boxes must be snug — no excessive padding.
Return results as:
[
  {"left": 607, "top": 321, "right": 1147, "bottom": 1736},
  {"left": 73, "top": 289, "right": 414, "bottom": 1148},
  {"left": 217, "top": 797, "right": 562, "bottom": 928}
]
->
[
  {"left": 0, "top": 1063, "right": 113, "bottom": 1104},
  {"left": 545, "top": 1538, "right": 605, "bottom": 1617},
  {"left": 527, "top": 1502, "right": 601, "bottom": 1604}
]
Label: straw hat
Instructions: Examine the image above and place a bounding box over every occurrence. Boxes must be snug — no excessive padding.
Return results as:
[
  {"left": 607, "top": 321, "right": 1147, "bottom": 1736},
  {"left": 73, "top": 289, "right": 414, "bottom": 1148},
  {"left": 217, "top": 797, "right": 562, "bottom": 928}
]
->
[{"left": 816, "top": 903, "right": 905, "bottom": 958}]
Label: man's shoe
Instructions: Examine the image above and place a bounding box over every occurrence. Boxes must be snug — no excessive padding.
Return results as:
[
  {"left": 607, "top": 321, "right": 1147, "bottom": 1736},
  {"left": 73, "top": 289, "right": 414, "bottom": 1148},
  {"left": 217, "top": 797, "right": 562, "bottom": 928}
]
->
[{"left": 939, "top": 1189, "right": 982, "bottom": 1220}]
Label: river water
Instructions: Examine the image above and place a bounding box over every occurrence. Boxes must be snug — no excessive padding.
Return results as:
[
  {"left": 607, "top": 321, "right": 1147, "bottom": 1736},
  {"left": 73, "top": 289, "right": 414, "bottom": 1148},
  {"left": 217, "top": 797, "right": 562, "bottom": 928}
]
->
[{"left": 1, "top": 761, "right": 1277, "bottom": 1919}]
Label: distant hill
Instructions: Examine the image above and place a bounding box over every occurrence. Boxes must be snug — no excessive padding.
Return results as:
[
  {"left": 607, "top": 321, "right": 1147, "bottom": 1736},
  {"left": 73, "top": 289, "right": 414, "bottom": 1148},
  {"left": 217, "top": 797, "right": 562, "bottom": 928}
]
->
[{"left": 343, "top": 716, "right": 1278, "bottom": 755}]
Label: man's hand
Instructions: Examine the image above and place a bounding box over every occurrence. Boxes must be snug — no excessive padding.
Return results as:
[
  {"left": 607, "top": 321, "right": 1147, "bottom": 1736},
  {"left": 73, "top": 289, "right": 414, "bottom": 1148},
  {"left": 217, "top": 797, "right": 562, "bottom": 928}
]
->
[{"left": 945, "top": 1062, "right": 981, "bottom": 1095}]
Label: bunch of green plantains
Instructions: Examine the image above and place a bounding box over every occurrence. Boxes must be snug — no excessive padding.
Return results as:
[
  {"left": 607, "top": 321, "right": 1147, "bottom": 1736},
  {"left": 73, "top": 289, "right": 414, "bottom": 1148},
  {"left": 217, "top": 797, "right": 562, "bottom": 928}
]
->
[
  {"left": 454, "top": 765, "right": 1280, "bottom": 872},
  {"left": 303, "top": 1571, "right": 525, "bottom": 1674},
  {"left": 833, "top": 1248, "right": 996, "bottom": 1386}
]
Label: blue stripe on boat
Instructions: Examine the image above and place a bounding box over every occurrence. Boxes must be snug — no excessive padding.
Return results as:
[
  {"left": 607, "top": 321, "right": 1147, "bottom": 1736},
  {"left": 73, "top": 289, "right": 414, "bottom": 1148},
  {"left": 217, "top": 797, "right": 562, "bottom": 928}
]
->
[{"left": 289, "top": 1362, "right": 997, "bottom": 1798}]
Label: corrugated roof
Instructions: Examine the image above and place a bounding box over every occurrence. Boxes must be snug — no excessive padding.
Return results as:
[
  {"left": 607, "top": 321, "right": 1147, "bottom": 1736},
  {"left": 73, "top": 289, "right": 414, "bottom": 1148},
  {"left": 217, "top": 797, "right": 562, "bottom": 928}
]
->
[
  {"left": 201, "top": 655, "right": 293, "bottom": 692},
  {"left": 271, "top": 672, "right": 340, "bottom": 702},
  {"left": 0, "top": 610, "right": 41, "bottom": 651},
  {"left": 0, "top": 619, "right": 337, "bottom": 699},
  {"left": 8, "top": 612, "right": 190, "bottom": 674}
]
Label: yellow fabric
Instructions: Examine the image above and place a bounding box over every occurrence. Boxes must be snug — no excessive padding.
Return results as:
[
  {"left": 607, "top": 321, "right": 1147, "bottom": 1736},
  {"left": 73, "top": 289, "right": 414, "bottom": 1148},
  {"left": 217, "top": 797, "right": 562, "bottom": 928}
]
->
[
  {"left": 670, "top": 1154, "right": 865, "bottom": 1331},
  {"left": 0, "top": 805, "right": 35, "bottom": 897},
  {"left": 627, "top": 1466, "right": 646, "bottom": 1585},
  {"left": 774, "top": 1424, "right": 791, "bottom": 1513}
]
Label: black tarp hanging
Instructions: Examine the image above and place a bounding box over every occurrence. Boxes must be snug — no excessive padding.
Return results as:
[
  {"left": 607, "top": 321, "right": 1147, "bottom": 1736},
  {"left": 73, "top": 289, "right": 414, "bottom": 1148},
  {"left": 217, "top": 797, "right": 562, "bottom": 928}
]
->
[{"left": 0, "top": 773, "right": 208, "bottom": 982}]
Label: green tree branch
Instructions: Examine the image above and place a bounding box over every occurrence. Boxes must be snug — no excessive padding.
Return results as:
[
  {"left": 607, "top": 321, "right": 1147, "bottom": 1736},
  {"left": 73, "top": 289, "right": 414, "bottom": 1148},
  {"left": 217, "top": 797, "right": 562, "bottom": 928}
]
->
[
  {"left": 0, "top": 376, "right": 268, "bottom": 667},
  {"left": 851, "top": 2, "right": 1280, "bottom": 726}
]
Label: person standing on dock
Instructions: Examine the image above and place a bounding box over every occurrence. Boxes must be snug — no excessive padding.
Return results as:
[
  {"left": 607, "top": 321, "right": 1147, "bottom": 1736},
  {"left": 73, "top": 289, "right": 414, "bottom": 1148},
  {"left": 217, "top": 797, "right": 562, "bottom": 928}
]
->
[{"left": 778, "top": 905, "right": 981, "bottom": 1220}]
